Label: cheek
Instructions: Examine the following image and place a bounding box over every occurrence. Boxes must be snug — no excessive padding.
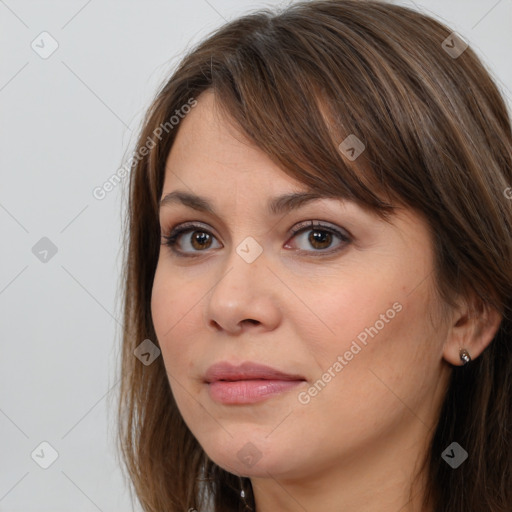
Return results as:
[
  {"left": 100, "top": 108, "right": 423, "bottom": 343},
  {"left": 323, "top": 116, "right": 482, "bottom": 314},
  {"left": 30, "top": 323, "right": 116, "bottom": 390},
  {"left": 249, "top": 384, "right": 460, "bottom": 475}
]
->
[
  {"left": 302, "top": 276, "right": 436, "bottom": 402},
  {"left": 298, "top": 278, "right": 403, "bottom": 361},
  {"left": 314, "top": 291, "right": 441, "bottom": 429},
  {"left": 151, "top": 267, "right": 174, "bottom": 339},
  {"left": 150, "top": 271, "right": 205, "bottom": 428},
  {"left": 150, "top": 265, "right": 197, "bottom": 370}
]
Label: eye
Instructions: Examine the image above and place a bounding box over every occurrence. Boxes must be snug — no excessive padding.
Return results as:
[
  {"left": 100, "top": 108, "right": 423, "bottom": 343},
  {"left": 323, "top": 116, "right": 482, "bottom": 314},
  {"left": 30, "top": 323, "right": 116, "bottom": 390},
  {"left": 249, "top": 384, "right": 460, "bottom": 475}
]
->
[
  {"left": 161, "top": 222, "right": 221, "bottom": 256},
  {"left": 161, "top": 220, "right": 351, "bottom": 257},
  {"left": 284, "top": 220, "right": 350, "bottom": 254}
]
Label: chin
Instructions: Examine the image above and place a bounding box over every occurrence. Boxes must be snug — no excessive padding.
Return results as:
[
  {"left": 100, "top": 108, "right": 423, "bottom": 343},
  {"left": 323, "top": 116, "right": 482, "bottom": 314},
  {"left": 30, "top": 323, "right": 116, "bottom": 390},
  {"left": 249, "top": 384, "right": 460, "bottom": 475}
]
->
[
  {"left": 198, "top": 432, "right": 307, "bottom": 479},
  {"left": 207, "top": 451, "right": 283, "bottom": 479}
]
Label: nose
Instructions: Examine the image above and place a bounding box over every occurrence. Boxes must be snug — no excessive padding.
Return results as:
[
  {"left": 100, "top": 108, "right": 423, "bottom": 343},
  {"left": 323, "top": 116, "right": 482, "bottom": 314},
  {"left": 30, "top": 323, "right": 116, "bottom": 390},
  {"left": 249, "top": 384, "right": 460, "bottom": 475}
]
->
[{"left": 204, "top": 241, "right": 282, "bottom": 335}]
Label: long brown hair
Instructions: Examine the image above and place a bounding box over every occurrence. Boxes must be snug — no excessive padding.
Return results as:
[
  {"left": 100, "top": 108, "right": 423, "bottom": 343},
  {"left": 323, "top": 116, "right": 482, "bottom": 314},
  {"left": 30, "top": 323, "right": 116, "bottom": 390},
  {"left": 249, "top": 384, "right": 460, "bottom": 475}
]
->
[{"left": 116, "top": 1, "right": 512, "bottom": 510}]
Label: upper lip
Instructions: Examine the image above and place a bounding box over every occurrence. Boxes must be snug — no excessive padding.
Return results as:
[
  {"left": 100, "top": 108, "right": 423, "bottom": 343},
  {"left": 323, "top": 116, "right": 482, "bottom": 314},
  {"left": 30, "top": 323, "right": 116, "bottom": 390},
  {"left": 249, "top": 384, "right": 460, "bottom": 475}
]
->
[{"left": 203, "top": 361, "right": 306, "bottom": 383}]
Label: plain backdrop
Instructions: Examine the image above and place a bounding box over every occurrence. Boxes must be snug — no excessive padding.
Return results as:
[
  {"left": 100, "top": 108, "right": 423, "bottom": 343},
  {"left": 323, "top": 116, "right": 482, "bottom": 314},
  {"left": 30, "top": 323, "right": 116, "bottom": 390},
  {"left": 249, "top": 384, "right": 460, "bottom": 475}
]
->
[{"left": 0, "top": 1, "right": 511, "bottom": 511}]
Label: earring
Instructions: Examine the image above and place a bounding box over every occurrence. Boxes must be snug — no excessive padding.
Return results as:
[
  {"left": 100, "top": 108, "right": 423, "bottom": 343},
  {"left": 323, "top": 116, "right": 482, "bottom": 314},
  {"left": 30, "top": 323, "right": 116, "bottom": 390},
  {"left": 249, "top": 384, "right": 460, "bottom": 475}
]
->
[
  {"left": 239, "top": 477, "right": 251, "bottom": 510},
  {"left": 459, "top": 348, "right": 471, "bottom": 365}
]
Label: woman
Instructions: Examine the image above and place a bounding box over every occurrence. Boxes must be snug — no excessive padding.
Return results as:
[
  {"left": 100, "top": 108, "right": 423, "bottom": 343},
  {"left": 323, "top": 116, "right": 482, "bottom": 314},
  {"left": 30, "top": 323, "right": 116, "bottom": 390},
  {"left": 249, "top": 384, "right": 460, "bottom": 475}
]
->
[{"left": 116, "top": 1, "right": 512, "bottom": 510}]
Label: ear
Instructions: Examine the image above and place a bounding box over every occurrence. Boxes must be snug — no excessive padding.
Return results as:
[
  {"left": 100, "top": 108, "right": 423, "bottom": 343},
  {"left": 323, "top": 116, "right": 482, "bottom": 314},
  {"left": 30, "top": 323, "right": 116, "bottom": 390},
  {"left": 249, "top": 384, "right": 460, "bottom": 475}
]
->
[{"left": 443, "top": 294, "right": 502, "bottom": 366}]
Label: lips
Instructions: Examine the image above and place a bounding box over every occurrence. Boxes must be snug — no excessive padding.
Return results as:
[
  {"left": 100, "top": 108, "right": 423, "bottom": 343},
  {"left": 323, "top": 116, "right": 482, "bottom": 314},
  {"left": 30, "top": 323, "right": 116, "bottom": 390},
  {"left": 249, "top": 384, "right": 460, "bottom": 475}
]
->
[
  {"left": 203, "top": 361, "right": 306, "bottom": 405},
  {"left": 203, "top": 361, "right": 305, "bottom": 383}
]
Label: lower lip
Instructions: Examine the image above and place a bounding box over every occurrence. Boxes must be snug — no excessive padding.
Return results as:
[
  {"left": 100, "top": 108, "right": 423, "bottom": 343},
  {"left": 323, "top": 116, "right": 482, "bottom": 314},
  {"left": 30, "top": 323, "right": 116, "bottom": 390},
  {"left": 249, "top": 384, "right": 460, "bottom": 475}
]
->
[{"left": 207, "top": 379, "right": 305, "bottom": 404}]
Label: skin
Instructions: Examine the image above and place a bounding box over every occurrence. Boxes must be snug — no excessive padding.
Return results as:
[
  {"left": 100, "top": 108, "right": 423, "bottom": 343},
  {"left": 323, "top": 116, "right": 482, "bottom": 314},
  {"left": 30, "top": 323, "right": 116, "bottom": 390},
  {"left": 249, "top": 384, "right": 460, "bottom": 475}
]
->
[{"left": 151, "top": 89, "right": 502, "bottom": 512}]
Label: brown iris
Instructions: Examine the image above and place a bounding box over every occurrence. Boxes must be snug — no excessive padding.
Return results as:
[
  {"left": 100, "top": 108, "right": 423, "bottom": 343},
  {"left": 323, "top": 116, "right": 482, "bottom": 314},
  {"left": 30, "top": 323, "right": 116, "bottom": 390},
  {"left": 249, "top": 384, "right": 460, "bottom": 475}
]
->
[
  {"left": 308, "top": 230, "right": 332, "bottom": 250},
  {"left": 190, "top": 231, "right": 213, "bottom": 250}
]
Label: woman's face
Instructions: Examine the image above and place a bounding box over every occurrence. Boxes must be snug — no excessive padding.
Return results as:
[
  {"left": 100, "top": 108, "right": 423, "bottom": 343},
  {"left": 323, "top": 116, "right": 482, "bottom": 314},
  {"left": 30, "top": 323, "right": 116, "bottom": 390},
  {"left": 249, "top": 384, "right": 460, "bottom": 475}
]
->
[{"left": 151, "top": 90, "right": 452, "bottom": 481}]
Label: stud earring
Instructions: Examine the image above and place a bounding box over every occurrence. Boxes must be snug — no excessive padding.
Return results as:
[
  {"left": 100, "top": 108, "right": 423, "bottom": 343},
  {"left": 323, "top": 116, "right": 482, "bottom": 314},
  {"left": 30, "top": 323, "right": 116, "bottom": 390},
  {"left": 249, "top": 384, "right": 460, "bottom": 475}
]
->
[{"left": 459, "top": 348, "right": 471, "bottom": 365}]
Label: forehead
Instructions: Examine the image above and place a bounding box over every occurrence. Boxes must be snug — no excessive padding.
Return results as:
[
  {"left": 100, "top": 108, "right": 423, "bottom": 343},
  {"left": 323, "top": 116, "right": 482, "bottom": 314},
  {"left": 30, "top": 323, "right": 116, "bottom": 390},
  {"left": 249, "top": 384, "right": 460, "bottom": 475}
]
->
[
  {"left": 166, "top": 90, "right": 249, "bottom": 160},
  {"left": 159, "top": 90, "right": 403, "bottom": 228},
  {"left": 163, "top": 90, "right": 308, "bottom": 191}
]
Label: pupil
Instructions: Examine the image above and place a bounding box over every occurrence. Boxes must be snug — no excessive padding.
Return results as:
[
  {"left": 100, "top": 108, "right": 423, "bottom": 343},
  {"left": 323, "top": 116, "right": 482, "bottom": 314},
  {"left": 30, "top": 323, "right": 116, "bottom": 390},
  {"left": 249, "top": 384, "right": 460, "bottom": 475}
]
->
[
  {"left": 192, "top": 231, "right": 211, "bottom": 249},
  {"left": 310, "top": 230, "right": 331, "bottom": 249}
]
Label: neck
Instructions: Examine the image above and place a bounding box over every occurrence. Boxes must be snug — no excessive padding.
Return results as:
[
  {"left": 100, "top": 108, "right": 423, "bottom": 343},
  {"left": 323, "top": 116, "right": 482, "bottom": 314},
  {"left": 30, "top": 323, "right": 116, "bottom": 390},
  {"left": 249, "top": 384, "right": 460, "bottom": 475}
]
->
[{"left": 249, "top": 416, "right": 435, "bottom": 512}]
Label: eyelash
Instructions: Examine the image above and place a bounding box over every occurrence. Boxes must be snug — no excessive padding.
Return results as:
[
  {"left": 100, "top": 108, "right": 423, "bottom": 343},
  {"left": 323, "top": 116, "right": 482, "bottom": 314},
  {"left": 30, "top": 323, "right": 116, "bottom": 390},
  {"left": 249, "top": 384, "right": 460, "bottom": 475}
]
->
[{"left": 161, "top": 220, "right": 351, "bottom": 258}]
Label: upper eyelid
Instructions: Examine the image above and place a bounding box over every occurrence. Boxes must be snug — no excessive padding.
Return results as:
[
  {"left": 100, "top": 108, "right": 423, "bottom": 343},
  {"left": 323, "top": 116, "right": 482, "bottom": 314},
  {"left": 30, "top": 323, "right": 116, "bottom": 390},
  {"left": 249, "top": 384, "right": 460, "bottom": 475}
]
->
[
  {"left": 164, "top": 219, "right": 347, "bottom": 237},
  {"left": 159, "top": 202, "right": 356, "bottom": 228}
]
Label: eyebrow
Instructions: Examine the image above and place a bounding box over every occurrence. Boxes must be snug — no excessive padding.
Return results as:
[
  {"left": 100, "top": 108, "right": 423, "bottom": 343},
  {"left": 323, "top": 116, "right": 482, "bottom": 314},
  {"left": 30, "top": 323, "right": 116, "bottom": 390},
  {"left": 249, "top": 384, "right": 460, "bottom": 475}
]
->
[{"left": 159, "top": 190, "right": 335, "bottom": 216}]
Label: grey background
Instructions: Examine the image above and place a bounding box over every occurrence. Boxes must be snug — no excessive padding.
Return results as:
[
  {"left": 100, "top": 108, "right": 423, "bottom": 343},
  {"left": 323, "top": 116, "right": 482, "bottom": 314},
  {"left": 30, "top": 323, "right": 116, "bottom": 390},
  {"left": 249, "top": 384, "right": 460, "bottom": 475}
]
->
[{"left": 0, "top": 1, "right": 510, "bottom": 511}]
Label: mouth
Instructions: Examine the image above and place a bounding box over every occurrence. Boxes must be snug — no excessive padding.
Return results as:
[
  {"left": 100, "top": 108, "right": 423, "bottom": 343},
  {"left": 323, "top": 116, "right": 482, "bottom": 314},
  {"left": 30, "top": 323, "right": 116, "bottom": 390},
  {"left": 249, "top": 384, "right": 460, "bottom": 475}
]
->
[{"left": 203, "top": 361, "right": 307, "bottom": 405}]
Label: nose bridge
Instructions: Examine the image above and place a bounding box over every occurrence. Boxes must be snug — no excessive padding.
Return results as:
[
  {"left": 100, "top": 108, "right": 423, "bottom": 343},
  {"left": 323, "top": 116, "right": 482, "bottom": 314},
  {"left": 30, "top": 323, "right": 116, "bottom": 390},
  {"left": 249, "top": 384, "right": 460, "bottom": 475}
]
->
[
  {"left": 214, "top": 234, "right": 266, "bottom": 299},
  {"left": 205, "top": 233, "right": 278, "bottom": 332}
]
